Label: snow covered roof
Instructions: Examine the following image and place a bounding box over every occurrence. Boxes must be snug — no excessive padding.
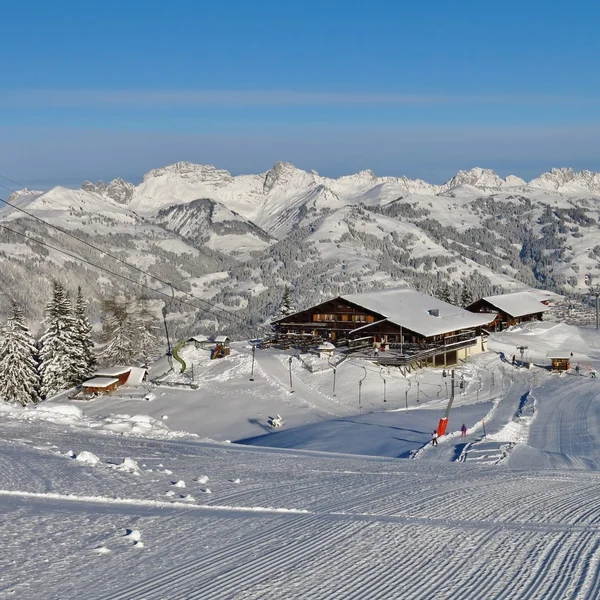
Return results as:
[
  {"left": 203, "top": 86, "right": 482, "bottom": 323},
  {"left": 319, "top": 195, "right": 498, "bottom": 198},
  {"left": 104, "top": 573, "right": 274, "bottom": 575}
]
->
[
  {"left": 126, "top": 367, "right": 147, "bottom": 385},
  {"left": 82, "top": 377, "right": 119, "bottom": 388},
  {"left": 546, "top": 351, "right": 572, "bottom": 359},
  {"left": 480, "top": 291, "right": 552, "bottom": 318},
  {"left": 189, "top": 335, "right": 210, "bottom": 343},
  {"left": 214, "top": 335, "right": 230, "bottom": 343},
  {"left": 94, "top": 366, "right": 132, "bottom": 377},
  {"left": 340, "top": 288, "right": 496, "bottom": 337}
]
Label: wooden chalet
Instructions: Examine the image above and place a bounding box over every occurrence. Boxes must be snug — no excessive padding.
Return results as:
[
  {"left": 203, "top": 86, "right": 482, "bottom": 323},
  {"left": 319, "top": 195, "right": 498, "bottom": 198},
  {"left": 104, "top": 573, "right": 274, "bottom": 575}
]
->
[
  {"left": 273, "top": 288, "right": 497, "bottom": 367},
  {"left": 81, "top": 377, "right": 119, "bottom": 395},
  {"left": 466, "top": 290, "right": 557, "bottom": 331}
]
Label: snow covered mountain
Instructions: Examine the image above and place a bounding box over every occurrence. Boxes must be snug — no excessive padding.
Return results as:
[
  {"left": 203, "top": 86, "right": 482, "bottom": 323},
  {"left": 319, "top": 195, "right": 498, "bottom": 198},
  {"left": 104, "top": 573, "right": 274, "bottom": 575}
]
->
[{"left": 3, "top": 160, "right": 600, "bottom": 339}]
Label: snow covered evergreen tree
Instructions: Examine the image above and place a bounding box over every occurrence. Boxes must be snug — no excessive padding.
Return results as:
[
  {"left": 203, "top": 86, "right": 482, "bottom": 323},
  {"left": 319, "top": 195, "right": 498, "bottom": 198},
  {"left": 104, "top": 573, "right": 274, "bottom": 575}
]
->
[
  {"left": 0, "top": 301, "right": 41, "bottom": 405},
  {"left": 100, "top": 296, "right": 161, "bottom": 365},
  {"left": 435, "top": 283, "right": 453, "bottom": 304},
  {"left": 460, "top": 286, "right": 473, "bottom": 307},
  {"left": 39, "top": 282, "right": 84, "bottom": 398},
  {"left": 277, "top": 286, "right": 295, "bottom": 318},
  {"left": 134, "top": 297, "right": 160, "bottom": 368},
  {"left": 74, "top": 286, "right": 96, "bottom": 379},
  {"left": 100, "top": 297, "right": 136, "bottom": 364}
]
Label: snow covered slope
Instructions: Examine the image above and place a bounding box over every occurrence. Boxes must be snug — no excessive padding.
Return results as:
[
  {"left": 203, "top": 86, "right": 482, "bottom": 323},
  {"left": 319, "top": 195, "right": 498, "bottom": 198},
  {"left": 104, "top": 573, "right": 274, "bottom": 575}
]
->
[{"left": 3, "top": 322, "right": 600, "bottom": 598}]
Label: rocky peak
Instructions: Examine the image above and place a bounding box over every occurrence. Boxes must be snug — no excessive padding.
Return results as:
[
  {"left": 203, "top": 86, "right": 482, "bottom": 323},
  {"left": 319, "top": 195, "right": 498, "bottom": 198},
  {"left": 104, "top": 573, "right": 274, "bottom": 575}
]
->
[
  {"left": 105, "top": 178, "right": 135, "bottom": 204},
  {"left": 441, "top": 168, "right": 506, "bottom": 192},
  {"left": 142, "top": 162, "right": 233, "bottom": 185},
  {"left": 81, "top": 180, "right": 106, "bottom": 194},
  {"left": 263, "top": 161, "right": 315, "bottom": 194}
]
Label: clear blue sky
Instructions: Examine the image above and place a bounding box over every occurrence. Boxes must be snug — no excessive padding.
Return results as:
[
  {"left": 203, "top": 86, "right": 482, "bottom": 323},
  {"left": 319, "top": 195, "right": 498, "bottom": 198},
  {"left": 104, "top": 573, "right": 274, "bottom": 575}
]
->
[{"left": 1, "top": 0, "right": 598, "bottom": 187}]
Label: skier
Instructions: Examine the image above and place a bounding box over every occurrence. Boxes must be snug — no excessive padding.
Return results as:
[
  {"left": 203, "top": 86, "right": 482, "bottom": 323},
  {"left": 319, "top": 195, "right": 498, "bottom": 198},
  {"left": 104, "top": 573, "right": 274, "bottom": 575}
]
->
[
  {"left": 461, "top": 424, "right": 467, "bottom": 437},
  {"left": 576, "top": 364, "right": 581, "bottom": 375},
  {"left": 431, "top": 430, "right": 438, "bottom": 446},
  {"left": 512, "top": 355, "right": 516, "bottom": 366}
]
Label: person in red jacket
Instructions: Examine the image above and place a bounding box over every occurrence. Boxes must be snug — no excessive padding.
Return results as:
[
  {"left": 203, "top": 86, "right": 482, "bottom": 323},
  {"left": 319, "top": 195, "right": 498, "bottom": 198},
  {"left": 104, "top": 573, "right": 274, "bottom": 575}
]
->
[{"left": 461, "top": 424, "right": 467, "bottom": 437}]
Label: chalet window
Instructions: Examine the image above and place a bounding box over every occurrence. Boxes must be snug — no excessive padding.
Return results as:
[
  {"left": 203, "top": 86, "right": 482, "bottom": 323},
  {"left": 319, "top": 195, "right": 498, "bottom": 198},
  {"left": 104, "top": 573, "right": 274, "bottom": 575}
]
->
[
  {"left": 341, "top": 314, "right": 349, "bottom": 322},
  {"left": 366, "top": 315, "right": 374, "bottom": 323},
  {"left": 352, "top": 314, "right": 367, "bottom": 323}
]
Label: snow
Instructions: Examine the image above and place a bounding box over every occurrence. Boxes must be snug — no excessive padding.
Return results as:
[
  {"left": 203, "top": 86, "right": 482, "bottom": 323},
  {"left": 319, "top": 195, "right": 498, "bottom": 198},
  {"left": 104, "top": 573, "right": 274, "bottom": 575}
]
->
[
  {"left": 4, "top": 321, "right": 600, "bottom": 597},
  {"left": 479, "top": 290, "right": 553, "bottom": 318},
  {"left": 341, "top": 287, "right": 496, "bottom": 337},
  {"left": 94, "top": 366, "right": 132, "bottom": 377}
]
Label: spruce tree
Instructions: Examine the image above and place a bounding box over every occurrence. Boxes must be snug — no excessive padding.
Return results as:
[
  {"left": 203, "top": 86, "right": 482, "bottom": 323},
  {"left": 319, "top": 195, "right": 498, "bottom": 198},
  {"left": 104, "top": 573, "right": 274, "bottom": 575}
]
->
[
  {"left": 460, "top": 286, "right": 473, "bottom": 308},
  {"left": 277, "top": 286, "right": 295, "bottom": 318},
  {"left": 0, "top": 301, "right": 41, "bottom": 405},
  {"left": 435, "top": 283, "right": 453, "bottom": 304},
  {"left": 39, "top": 282, "right": 83, "bottom": 397},
  {"left": 74, "top": 286, "right": 96, "bottom": 379},
  {"left": 100, "top": 297, "right": 136, "bottom": 364},
  {"left": 134, "top": 297, "right": 159, "bottom": 368}
]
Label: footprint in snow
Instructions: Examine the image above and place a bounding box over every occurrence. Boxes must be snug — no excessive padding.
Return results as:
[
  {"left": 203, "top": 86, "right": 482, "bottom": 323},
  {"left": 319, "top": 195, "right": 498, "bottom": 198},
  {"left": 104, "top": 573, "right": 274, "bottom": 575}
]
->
[
  {"left": 92, "top": 546, "right": 111, "bottom": 554},
  {"left": 230, "top": 478, "right": 241, "bottom": 484},
  {"left": 194, "top": 476, "right": 209, "bottom": 484},
  {"left": 172, "top": 480, "right": 186, "bottom": 488},
  {"left": 133, "top": 541, "right": 144, "bottom": 548},
  {"left": 164, "top": 491, "right": 175, "bottom": 497},
  {"left": 202, "top": 488, "right": 212, "bottom": 494}
]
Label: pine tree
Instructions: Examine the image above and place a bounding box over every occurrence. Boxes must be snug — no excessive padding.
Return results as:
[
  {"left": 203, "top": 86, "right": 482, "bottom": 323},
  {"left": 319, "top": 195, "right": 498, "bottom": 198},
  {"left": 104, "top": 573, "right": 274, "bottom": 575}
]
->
[
  {"left": 134, "top": 297, "right": 160, "bottom": 368},
  {"left": 100, "top": 297, "right": 136, "bottom": 364},
  {"left": 74, "top": 286, "right": 96, "bottom": 379},
  {"left": 39, "top": 282, "right": 83, "bottom": 398},
  {"left": 460, "top": 286, "right": 473, "bottom": 308},
  {"left": 435, "top": 283, "right": 453, "bottom": 304},
  {"left": 277, "top": 286, "right": 295, "bottom": 318},
  {"left": 0, "top": 301, "right": 41, "bottom": 405}
]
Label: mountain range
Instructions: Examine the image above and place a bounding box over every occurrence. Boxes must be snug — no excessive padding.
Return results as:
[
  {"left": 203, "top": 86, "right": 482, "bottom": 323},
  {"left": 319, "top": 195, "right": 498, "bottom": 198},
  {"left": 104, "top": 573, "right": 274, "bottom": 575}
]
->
[{"left": 2, "top": 161, "right": 600, "bottom": 338}]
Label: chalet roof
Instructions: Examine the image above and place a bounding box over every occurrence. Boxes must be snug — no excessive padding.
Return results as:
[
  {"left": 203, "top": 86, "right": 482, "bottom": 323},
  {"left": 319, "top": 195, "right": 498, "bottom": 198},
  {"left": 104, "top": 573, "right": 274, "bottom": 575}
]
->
[
  {"left": 214, "top": 335, "right": 230, "bottom": 343},
  {"left": 82, "top": 377, "right": 119, "bottom": 388},
  {"left": 479, "top": 291, "right": 552, "bottom": 318},
  {"left": 94, "top": 366, "right": 132, "bottom": 377},
  {"left": 340, "top": 288, "right": 495, "bottom": 337},
  {"left": 546, "top": 351, "right": 572, "bottom": 359},
  {"left": 126, "top": 367, "right": 147, "bottom": 385},
  {"left": 189, "top": 335, "right": 210, "bottom": 343}
]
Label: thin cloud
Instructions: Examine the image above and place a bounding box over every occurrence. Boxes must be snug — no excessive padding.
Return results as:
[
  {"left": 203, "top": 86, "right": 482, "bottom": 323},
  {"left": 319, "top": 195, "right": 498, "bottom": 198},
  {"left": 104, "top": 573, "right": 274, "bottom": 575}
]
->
[{"left": 0, "top": 89, "right": 593, "bottom": 108}]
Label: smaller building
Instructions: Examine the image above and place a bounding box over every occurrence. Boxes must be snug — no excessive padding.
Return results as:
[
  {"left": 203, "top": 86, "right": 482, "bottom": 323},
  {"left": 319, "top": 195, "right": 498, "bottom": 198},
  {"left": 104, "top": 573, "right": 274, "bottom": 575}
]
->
[
  {"left": 81, "top": 377, "right": 119, "bottom": 395},
  {"left": 547, "top": 351, "right": 571, "bottom": 371},
  {"left": 94, "top": 366, "right": 132, "bottom": 386},
  {"left": 189, "top": 335, "right": 211, "bottom": 349},
  {"left": 213, "top": 335, "right": 231, "bottom": 346},
  {"left": 466, "top": 291, "right": 554, "bottom": 331}
]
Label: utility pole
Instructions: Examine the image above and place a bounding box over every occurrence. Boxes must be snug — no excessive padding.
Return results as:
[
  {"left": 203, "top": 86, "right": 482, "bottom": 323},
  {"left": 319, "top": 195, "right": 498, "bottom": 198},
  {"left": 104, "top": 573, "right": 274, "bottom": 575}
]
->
[
  {"left": 328, "top": 356, "right": 337, "bottom": 396},
  {"left": 358, "top": 366, "right": 367, "bottom": 414},
  {"left": 380, "top": 368, "right": 387, "bottom": 403},
  {"left": 405, "top": 379, "right": 412, "bottom": 413},
  {"left": 288, "top": 356, "right": 294, "bottom": 393},
  {"left": 249, "top": 345, "right": 256, "bottom": 381}
]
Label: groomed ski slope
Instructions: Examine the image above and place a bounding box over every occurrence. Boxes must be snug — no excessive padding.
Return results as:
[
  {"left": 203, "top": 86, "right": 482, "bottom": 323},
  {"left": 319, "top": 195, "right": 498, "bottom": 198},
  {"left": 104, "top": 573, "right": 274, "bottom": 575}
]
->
[{"left": 2, "top": 322, "right": 600, "bottom": 598}]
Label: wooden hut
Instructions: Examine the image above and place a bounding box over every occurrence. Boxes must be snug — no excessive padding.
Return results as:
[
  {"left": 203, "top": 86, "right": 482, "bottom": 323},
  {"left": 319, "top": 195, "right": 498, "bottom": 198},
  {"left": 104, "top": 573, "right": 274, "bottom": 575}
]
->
[
  {"left": 81, "top": 377, "right": 119, "bottom": 395},
  {"left": 546, "top": 351, "right": 571, "bottom": 371}
]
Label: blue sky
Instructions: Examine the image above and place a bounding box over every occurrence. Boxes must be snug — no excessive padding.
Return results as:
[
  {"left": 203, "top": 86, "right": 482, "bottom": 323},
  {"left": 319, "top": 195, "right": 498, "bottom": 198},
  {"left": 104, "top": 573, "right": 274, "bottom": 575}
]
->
[{"left": 1, "top": 0, "right": 598, "bottom": 188}]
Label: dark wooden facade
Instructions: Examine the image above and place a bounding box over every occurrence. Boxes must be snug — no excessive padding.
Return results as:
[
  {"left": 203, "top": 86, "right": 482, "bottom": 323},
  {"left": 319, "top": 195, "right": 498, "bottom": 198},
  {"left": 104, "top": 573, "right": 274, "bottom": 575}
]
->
[
  {"left": 275, "top": 297, "right": 480, "bottom": 346},
  {"left": 465, "top": 299, "right": 544, "bottom": 331}
]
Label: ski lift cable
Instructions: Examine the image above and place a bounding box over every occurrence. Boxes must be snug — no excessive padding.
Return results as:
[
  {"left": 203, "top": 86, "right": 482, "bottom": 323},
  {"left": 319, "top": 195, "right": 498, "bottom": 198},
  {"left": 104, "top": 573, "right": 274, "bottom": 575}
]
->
[
  {"left": 0, "top": 175, "right": 249, "bottom": 326},
  {"left": 0, "top": 222, "right": 248, "bottom": 326},
  {"left": 0, "top": 193, "right": 250, "bottom": 329}
]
